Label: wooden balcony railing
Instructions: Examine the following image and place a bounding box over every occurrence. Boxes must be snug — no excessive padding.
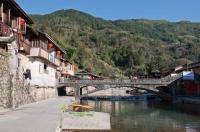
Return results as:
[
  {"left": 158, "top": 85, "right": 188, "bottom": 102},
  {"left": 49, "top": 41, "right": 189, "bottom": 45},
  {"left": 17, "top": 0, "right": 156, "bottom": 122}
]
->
[
  {"left": 0, "top": 22, "right": 12, "bottom": 37},
  {"left": 30, "top": 47, "right": 62, "bottom": 66},
  {"left": 30, "top": 48, "right": 49, "bottom": 60}
]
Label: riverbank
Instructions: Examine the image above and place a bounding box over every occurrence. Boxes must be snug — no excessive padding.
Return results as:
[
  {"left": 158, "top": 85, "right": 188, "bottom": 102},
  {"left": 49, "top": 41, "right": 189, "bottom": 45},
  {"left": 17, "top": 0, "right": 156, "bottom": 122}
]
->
[
  {"left": 178, "top": 97, "right": 200, "bottom": 104},
  {"left": 81, "top": 94, "right": 160, "bottom": 101}
]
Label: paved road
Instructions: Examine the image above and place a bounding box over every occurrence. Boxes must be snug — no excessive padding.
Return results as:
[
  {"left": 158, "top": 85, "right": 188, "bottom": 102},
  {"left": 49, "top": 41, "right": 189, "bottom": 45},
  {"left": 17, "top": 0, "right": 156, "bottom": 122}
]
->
[{"left": 0, "top": 97, "right": 74, "bottom": 132}]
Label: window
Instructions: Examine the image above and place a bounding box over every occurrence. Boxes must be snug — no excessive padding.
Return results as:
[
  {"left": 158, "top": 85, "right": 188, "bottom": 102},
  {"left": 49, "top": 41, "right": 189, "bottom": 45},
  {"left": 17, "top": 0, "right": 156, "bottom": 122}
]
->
[
  {"left": 44, "top": 64, "right": 47, "bottom": 70},
  {"left": 0, "top": 3, "right": 2, "bottom": 22},
  {"left": 11, "top": 17, "right": 18, "bottom": 29},
  {"left": 44, "top": 64, "right": 48, "bottom": 74},
  {"left": 6, "top": 9, "right": 11, "bottom": 25}
]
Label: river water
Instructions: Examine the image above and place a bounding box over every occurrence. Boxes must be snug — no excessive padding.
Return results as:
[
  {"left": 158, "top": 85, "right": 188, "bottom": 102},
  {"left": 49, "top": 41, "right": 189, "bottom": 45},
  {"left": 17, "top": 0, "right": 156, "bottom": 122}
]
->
[{"left": 82, "top": 100, "right": 200, "bottom": 132}]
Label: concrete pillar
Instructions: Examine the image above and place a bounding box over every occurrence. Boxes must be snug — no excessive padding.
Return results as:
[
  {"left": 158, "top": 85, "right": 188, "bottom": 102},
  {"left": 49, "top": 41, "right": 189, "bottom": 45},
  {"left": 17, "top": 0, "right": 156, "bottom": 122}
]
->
[
  {"left": 80, "top": 88, "right": 82, "bottom": 96},
  {"left": 74, "top": 86, "right": 80, "bottom": 103}
]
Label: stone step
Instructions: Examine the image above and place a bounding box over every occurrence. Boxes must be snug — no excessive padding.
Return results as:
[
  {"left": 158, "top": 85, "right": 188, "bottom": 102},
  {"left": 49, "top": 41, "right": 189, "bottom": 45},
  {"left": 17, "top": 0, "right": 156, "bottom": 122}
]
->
[{"left": 61, "top": 112, "right": 111, "bottom": 131}]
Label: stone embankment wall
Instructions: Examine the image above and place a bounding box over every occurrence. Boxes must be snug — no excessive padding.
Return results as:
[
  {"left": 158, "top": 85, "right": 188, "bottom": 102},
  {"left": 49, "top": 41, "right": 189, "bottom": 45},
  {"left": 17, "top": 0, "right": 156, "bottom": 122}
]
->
[
  {"left": 13, "top": 81, "right": 57, "bottom": 108},
  {"left": 30, "top": 86, "right": 57, "bottom": 101}
]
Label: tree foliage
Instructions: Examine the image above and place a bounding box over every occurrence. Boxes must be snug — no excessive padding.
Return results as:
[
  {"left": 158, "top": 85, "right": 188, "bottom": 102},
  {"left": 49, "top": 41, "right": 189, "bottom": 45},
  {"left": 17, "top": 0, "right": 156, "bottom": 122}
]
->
[{"left": 31, "top": 9, "right": 200, "bottom": 76}]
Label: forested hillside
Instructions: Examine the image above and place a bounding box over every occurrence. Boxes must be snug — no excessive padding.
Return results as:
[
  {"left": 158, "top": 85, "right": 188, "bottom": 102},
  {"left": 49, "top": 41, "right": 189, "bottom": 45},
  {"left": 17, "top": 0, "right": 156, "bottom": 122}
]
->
[{"left": 31, "top": 9, "right": 200, "bottom": 76}]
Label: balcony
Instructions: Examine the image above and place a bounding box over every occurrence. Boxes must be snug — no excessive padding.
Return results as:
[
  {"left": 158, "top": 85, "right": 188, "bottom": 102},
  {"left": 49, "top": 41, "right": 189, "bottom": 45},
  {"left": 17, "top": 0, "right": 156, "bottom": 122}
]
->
[
  {"left": 0, "top": 22, "right": 12, "bottom": 37},
  {"left": 30, "top": 47, "right": 61, "bottom": 67},
  {"left": 30, "top": 48, "right": 49, "bottom": 60}
]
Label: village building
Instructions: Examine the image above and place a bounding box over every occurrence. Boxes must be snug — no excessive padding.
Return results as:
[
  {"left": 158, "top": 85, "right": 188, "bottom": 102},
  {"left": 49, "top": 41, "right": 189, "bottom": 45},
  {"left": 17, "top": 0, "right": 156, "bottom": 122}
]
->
[
  {"left": 26, "top": 31, "right": 65, "bottom": 87},
  {"left": 60, "top": 59, "right": 75, "bottom": 78},
  {"left": 0, "top": 0, "right": 35, "bottom": 109},
  {"left": 158, "top": 62, "right": 200, "bottom": 97},
  {"left": 16, "top": 28, "right": 67, "bottom": 100},
  {"left": 0, "top": 0, "right": 33, "bottom": 75},
  {"left": 0, "top": 0, "right": 70, "bottom": 109},
  {"left": 75, "top": 70, "right": 103, "bottom": 80},
  {"left": 149, "top": 69, "right": 161, "bottom": 78}
]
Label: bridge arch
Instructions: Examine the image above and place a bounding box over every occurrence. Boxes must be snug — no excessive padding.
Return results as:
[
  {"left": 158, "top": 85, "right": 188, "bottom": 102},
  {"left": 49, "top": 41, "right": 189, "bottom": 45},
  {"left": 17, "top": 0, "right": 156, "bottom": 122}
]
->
[
  {"left": 78, "top": 85, "right": 160, "bottom": 98},
  {"left": 57, "top": 86, "right": 67, "bottom": 96}
]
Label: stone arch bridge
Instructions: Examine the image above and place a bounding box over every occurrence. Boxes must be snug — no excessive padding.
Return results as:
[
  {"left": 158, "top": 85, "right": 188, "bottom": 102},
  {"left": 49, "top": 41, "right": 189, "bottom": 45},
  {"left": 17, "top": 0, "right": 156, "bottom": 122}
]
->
[{"left": 57, "top": 73, "right": 182, "bottom": 100}]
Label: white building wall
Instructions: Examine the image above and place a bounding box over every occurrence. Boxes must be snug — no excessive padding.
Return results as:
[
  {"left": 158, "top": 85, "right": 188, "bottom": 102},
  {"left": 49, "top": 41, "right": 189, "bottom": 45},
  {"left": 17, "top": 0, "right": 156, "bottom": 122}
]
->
[
  {"left": 66, "top": 63, "right": 74, "bottom": 76},
  {"left": 30, "top": 58, "right": 57, "bottom": 87},
  {"left": 18, "top": 53, "right": 31, "bottom": 73},
  {"left": 7, "top": 40, "right": 18, "bottom": 76},
  {"left": 18, "top": 54, "right": 58, "bottom": 87}
]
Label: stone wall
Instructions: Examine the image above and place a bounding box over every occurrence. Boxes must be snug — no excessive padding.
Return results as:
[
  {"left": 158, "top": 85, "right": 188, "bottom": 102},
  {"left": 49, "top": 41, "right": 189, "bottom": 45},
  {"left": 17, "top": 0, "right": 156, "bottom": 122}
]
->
[
  {"left": 12, "top": 79, "right": 34, "bottom": 108},
  {"left": 12, "top": 81, "right": 57, "bottom": 108},
  {"left": 0, "top": 48, "right": 12, "bottom": 109},
  {"left": 9, "top": 76, "right": 57, "bottom": 108},
  {"left": 30, "top": 86, "right": 57, "bottom": 101}
]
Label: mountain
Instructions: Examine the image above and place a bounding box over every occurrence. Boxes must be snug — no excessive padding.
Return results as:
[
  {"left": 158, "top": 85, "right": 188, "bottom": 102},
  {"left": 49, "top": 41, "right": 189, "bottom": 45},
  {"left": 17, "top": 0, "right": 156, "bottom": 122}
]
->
[{"left": 30, "top": 9, "right": 200, "bottom": 77}]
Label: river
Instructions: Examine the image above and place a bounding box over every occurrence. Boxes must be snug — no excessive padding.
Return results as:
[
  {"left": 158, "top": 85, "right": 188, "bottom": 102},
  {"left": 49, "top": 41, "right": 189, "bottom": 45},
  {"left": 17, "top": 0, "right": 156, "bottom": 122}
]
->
[{"left": 82, "top": 100, "right": 200, "bottom": 132}]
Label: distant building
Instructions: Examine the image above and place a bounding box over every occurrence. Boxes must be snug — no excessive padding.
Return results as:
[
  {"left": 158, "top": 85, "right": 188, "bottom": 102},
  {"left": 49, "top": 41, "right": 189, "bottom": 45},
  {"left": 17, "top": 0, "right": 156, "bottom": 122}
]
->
[
  {"left": 175, "top": 62, "right": 200, "bottom": 75},
  {"left": 149, "top": 70, "right": 161, "bottom": 78},
  {"left": 60, "top": 59, "right": 75, "bottom": 77},
  {"left": 75, "top": 71, "right": 103, "bottom": 80},
  {"left": 161, "top": 62, "right": 200, "bottom": 98}
]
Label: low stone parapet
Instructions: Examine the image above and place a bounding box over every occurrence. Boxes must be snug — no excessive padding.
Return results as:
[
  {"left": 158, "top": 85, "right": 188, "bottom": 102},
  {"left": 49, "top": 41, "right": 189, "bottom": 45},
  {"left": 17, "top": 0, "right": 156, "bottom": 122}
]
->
[{"left": 30, "top": 86, "right": 57, "bottom": 101}]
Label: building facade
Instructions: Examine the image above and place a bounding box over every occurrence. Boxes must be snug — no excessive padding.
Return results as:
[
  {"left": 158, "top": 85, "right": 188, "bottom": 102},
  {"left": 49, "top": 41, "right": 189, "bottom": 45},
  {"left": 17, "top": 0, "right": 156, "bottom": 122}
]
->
[
  {"left": 19, "top": 31, "right": 65, "bottom": 87},
  {"left": 60, "top": 60, "right": 75, "bottom": 77},
  {"left": 0, "top": 0, "right": 73, "bottom": 109}
]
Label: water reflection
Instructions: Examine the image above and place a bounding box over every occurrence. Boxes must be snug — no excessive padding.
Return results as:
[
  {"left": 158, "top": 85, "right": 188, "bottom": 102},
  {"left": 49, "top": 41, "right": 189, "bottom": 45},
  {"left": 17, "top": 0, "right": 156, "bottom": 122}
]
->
[{"left": 82, "top": 100, "right": 200, "bottom": 132}]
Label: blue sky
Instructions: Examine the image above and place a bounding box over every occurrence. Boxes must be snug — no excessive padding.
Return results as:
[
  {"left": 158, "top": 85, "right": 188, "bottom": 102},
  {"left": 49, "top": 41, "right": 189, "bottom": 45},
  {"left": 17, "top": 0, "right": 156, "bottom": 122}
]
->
[{"left": 16, "top": 0, "right": 199, "bottom": 22}]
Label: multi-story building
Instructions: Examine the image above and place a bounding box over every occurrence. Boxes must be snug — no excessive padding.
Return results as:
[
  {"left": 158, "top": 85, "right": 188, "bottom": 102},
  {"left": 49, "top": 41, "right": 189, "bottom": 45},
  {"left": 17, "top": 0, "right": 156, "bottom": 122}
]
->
[
  {"left": 22, "top": 31, "right": 65, "bottom": 87},
  {"left": 0, "top": 0, "right": 73, "bottom": 108},
  {"left": 0, "top": 0, "right": 33, "bottom": 76},
  {"left": 0, "top": 0, "right": 35, "bottom": 108}
]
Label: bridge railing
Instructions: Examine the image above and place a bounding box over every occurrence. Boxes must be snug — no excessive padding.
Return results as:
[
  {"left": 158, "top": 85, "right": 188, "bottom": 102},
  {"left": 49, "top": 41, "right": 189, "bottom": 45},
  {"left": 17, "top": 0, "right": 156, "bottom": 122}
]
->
[
  {"left": 63, "top": 79, "right": 131, "bottom": 84},
  {"left": 62, "top": 72, "right": 183, "bottom": 85}
]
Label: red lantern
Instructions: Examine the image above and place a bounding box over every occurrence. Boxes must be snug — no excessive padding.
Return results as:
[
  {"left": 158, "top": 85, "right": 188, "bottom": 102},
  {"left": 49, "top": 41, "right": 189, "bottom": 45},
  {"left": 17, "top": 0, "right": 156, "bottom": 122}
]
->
[
  {"left": 48, "top": 43, "right": 53, "bottom": 49},
  {"left": 19, "top": 17, "right": 25, "bottom": 25}
]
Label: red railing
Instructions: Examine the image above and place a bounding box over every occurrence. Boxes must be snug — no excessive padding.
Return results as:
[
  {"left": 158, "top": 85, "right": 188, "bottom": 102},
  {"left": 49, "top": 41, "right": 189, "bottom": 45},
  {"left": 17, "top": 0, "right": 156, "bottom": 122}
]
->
[{"left": 0, "top": 22, "right": 12, "bottom": 37}]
